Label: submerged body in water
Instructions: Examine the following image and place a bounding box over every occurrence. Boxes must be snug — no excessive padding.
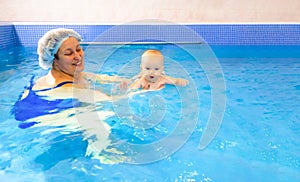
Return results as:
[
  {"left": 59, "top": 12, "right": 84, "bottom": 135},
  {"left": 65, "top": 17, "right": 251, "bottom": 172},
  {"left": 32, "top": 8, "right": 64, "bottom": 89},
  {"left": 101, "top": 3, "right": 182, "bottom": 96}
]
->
[
  {"left": 12, "top": 78, "right": 82, "bottom": 129},
  {"left": 11, "top": 76, "right": 127, "bottom": 164}
]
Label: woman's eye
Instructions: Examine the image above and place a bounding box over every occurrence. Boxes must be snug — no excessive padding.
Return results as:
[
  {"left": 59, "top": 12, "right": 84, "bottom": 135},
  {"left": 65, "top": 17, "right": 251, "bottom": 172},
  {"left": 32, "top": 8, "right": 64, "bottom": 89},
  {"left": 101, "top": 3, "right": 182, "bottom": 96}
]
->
[{"left": 65, "top": 52, "right": 72, "bottom": 55}]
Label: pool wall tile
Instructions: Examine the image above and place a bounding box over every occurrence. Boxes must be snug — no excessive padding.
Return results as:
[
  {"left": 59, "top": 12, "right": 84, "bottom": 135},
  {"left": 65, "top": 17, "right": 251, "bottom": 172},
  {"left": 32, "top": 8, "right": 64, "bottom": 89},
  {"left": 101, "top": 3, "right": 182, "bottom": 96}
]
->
[
  {"left": 0, "top": 24, "right": 20, "bottom": 49},
  {"left": 188, "top": 24, "right": 300, "bottom": 45},
  {"left": 0, "top": 24, "right": 300, "bottom": 49}
]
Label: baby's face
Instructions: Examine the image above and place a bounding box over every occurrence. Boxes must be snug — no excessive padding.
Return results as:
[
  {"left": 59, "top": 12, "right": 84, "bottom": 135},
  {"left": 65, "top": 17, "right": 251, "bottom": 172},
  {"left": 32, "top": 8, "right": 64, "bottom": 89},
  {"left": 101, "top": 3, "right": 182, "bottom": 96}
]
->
[{"left": 140, "top": 54, "right": 164, "bottom": 83}]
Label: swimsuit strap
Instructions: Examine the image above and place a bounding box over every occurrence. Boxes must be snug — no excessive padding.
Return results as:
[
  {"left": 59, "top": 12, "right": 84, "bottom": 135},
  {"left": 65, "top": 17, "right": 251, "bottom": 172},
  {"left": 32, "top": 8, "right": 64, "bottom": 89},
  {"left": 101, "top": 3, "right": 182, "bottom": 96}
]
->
[
  {"left": 23, "top": 75, "right": 73, "bottom": 92},
  {"left": 24, "top": 75, "right": 35, "bottom": 90},
  {"left": 34, "top": 81, "right": 74, "bottom": 92}
]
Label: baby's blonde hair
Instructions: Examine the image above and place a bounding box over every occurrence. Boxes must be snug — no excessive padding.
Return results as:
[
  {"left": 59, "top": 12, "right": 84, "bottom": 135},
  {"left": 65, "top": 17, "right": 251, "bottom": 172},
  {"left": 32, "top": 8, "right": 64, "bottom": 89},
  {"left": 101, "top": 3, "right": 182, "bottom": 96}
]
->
[
  {"left": 141, "top": 50, "right": 163, "bottom": 65},
  {"left": 142, "top": 49, "right": 162, "bottom": 57}
]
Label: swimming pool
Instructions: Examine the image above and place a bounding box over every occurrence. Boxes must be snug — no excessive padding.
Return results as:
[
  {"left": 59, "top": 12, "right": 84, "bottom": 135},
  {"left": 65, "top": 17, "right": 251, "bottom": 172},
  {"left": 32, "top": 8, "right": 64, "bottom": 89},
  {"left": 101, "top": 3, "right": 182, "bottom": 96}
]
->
[{"left": 1, "top": 41, "right": 299, "bottom": 181}]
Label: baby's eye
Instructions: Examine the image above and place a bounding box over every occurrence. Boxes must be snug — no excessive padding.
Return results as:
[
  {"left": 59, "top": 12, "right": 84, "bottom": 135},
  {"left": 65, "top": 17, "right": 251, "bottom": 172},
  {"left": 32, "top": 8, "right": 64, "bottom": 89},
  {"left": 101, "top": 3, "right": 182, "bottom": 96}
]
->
[
  {"left": 146, "top": 67, "right": 150, "bottom": 70},
  {"left": 155, "top": 68, "right": 160, "bottom": 70}
]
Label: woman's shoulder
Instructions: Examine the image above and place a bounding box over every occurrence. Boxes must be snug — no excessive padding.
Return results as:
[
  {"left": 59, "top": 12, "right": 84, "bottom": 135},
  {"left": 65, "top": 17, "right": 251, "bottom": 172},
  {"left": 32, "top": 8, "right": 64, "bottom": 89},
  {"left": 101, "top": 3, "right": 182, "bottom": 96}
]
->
[
  {"left": 32, "top": 75, "right": 50, "bottom": 90},
  {"left": 32, "top": 74, "right": 72, "bottom": 91}
]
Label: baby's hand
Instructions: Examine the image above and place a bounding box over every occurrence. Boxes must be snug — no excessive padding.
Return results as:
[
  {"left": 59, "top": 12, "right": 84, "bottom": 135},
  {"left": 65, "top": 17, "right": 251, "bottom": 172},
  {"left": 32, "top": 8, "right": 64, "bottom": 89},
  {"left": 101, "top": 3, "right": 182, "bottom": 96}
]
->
[{"left": 175, "top": 78, "right": 189, "bottom": 87}]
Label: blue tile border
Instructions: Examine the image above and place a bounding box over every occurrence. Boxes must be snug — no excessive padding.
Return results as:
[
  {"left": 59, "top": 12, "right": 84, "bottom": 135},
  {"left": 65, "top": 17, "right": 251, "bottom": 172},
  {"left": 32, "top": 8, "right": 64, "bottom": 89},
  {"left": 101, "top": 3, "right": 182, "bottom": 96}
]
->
[
  {"left": 1, "top": 24, "right": 300, "bottom": 49},
  {"left": 189, "top": 24, "right": 300, "bottom": 45},
  {"left": 0, "top": 24, "right": 20, "bottom": 49}
]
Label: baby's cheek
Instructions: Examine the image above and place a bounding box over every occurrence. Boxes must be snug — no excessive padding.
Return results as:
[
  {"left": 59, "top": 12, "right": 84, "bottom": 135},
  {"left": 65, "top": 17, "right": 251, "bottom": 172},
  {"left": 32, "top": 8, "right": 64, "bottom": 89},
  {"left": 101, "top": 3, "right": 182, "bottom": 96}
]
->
[
  {"left": 155, "top": 72, "right": 163, "bottom": 76},
  {"left": 141, "top": 70, "right": 149, "bottom": 74}
]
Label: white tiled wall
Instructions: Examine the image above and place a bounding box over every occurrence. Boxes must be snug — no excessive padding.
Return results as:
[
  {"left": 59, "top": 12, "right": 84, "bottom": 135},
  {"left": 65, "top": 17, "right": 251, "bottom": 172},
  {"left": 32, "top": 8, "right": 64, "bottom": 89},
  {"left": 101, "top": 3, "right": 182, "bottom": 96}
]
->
[{"left": 0, "top": 0, "right": 299, "bottom": 23}]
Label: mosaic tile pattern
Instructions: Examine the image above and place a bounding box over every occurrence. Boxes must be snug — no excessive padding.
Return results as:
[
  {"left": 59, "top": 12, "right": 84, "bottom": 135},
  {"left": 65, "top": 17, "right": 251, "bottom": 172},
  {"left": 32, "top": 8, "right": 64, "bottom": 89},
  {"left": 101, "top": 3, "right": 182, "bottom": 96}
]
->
[
  {"left": 1, "top": 24, "right": 300, "bottom": 49},
  {"left": 0, "top": 25, "right": 19, "bottom": 49},
  {"left": 188, "top": 24, "right": 300, "bottom": 45}
]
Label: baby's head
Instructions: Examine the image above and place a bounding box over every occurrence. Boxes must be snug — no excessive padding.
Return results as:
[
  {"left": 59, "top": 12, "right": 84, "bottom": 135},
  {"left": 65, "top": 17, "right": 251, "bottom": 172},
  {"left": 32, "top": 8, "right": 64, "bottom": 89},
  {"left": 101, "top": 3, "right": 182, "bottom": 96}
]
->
[{"left": 140, "top": 50, "right": 164, "bottom": 83}]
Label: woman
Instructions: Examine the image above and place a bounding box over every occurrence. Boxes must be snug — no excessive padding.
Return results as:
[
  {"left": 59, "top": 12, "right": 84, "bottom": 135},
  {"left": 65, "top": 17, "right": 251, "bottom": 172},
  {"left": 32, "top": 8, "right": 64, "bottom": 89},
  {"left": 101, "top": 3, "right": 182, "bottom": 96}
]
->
[
  {"left": 35, "top": 28, "right": 88, "bottom": 90},
  {"left": 31, "top": 28, "right": 127, "bottom": 102},
  {"left": 12, "top": 29, "right": 127, "bottom": 163},
  {"left": 13, "top": 28, "right": 127, "bottom": 127}
]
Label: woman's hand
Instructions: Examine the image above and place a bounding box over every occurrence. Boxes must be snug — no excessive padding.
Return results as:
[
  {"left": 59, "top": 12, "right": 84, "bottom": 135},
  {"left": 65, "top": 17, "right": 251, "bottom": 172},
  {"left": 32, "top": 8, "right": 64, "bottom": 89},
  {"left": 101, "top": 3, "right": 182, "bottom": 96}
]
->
[
  {"left": 175, "top": 78, "right": 189, "bottom": 87},
  {"left": 163, "top": 75, "right": 189, "bottom": 87},
  {"left": 118, "top": 80, "right": 129, "bottom": 91}
]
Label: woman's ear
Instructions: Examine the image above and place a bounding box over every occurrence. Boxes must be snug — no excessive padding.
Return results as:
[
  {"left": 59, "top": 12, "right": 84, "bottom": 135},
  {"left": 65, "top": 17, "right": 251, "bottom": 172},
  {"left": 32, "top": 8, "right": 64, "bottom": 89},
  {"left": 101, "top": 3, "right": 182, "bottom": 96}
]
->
[{"left": 52, "top": 58, "right": 58, "bottom": 68}]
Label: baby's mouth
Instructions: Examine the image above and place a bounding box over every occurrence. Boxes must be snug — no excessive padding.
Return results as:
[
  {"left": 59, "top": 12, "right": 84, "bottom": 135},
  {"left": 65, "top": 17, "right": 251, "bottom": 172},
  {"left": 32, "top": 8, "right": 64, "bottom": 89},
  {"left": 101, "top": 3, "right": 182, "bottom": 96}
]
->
[{"left": 146, "top": 75, "right": 158, "bottom": 83}]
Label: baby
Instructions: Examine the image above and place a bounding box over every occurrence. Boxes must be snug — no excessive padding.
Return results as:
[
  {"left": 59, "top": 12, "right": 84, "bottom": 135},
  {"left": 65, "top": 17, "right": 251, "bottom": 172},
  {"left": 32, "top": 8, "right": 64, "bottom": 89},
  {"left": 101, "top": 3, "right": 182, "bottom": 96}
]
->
[{"left": 131, "top": 50, "right": 188, "bottom": 90}]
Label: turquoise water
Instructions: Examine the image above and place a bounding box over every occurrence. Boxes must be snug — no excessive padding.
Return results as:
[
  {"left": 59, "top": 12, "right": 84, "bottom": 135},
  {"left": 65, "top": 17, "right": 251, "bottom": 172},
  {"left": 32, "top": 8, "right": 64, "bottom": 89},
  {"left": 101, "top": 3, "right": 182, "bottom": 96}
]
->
[{"left": 0, "top": 44, "right": 300, "bottom": 181}]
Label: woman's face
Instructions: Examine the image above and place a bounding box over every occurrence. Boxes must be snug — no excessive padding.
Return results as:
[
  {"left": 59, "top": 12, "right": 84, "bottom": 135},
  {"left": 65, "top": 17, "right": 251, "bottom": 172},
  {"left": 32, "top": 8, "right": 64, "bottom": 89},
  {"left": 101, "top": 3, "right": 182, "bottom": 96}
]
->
[{"left": 54, "top": 37, "right": 84, "bottom": 76}]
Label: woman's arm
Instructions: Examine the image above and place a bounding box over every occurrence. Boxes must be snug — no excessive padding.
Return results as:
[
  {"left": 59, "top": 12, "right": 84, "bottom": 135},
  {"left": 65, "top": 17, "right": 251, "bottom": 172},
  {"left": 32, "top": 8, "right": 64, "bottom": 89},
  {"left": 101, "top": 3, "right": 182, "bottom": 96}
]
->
[
  {"left": 130, "top": 78, "right": 143, "bottom": 89},
  {"left": 84, "top": 72, "right": 129, "bottom": 83},
  {"left": 162, "top": 75, "right": 189, "bottom": 86},
  {"left": 96, "top": 74, "right": 128, "bottom": 83}
]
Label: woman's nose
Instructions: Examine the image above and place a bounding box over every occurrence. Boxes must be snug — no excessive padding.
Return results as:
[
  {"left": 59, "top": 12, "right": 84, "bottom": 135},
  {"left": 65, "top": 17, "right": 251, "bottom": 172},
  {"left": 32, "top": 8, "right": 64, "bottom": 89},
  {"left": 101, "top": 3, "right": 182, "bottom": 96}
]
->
[{"left": 74, "top": 52, "right": 81, "bottom": 60}]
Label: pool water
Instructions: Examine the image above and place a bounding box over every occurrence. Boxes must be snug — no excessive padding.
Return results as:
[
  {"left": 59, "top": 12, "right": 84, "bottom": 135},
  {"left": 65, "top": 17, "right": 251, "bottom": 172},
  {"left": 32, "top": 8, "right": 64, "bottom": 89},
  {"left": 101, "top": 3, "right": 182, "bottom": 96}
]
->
[{"left": 0, "top": 44, "right": 300, "bottom": 181}]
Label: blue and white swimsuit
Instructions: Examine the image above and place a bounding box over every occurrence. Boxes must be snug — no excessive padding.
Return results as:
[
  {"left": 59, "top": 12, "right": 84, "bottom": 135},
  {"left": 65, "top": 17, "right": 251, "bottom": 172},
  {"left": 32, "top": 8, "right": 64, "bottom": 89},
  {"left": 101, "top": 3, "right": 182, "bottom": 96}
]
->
[{"left": 11, "top": 77, "right": 83, "bottom": 128}]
